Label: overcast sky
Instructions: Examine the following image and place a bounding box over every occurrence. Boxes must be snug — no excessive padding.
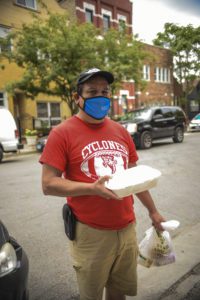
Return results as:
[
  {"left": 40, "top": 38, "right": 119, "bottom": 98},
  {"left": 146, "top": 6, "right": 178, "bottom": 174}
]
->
[{"left": 132, "top": 0, "right": 200, "bottom": 44}]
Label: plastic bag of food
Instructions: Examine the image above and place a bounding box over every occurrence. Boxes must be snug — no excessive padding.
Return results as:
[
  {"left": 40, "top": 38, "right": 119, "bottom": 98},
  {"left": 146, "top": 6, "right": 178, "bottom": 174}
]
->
[{"left": 138, "top": 220, "right": 180, "bottom": 268}]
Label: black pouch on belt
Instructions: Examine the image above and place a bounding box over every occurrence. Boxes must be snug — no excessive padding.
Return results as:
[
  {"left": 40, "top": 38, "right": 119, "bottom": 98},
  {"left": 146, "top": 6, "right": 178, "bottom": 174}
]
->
[{"left": 62, "top": 203, "right": 76, "bottom": 240}]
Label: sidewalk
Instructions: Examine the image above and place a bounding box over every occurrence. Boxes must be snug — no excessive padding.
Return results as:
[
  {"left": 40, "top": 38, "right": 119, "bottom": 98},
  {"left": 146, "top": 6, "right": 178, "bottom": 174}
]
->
[
  {"left": 19, "top": 144, "right": 37, "bottom": 155},
  {"left": 4, "top": 144, "right": 37, "bottom": 159},
  {"left": 127, "top": 222, "right": 200, "bottom": 300},
  {"left": 4, "top": 146, "right": 200, "bottom": 299}
]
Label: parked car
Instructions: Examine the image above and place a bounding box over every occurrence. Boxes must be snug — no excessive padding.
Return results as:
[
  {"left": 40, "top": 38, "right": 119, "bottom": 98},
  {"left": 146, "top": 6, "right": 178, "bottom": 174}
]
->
[
  {"left": 120, "top": 106, "right": 187, "bottom": 149},
  {"left": 0, "top": 108, "right": 23, "bottom": 163},
  {"left": 36, "top": 135, "right": 48, "bottom": 152},
  {"left": 0, "top": 220, "right": 29, "bottom": 300},
  {"left": 188, "top": 113, "right": 200, "bottom": 132}
]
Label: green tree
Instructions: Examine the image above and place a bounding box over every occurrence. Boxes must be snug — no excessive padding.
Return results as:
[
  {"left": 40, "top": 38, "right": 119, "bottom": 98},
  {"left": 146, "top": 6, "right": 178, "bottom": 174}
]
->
[
  {"left": 98, "top": 29, "right": 148, "bottom": 113},
  {"left": 0, "top": 13, "right": 101, "bottom": 113},
  {"left": 153, "top": 23, "right": 200, "bottom": 108},
  {"left": 0, "top": 12, "right": 147, "bottom": 115},
  {"left": 99, "top": 28, "right": 146, "bottom": 91}
]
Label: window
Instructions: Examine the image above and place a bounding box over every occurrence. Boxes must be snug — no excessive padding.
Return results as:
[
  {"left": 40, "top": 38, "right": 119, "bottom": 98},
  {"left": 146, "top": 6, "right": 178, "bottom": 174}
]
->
[
  {"left": 118, "top": 14, "right": 126, "bottom": 32},
  {"left": 121, "top": 94, "right": 128, "bottom": 113},
  {"left": 163, "top": 68, "right": 167, "bottom": 82},
  {"left": 190, "top": 100, "right": 199, "bottom": 112},
  {"left": 160, "top": 68, "right": 164, "bottom": 82},
  {"left": 162, "top": 107, "right": 173, "bottom": 118},
  {"left": 154, "top": 109, "right": 163, "bottom": 116},
  {"left": 0, "top": 92, "right": 5, "bottom": 107},
  {"left": 16, "top": 0, "right": 37, "bottom": 10},
  {"left": 119, "top": 19, "right": 126, "bottom": 32},
  {"left": 0, "top": 26, "right": 11, "bottom": 53},
  {"left": 143, "top": 65, "right": 150, "bottom": 81},
  {"left": 85, "top": 9, "right": 93, "bottom": 23},
  {"left": 103, "top": 15, "right": 110, "bottom": 31},
  {"left": 36, "top": 102, "right": 61, "bottom": 128},
  {"left": 154, "top": 67, "right": 171, "bottom": 83}
]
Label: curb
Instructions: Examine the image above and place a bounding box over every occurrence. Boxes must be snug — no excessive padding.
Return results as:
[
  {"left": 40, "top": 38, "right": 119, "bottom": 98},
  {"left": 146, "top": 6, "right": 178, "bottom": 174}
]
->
[
  {"left": 3, "top": 148, "right": 38, "bottom": 160},
  {"left": 159, "top": 263, "right": 200, "bottom": 300}
]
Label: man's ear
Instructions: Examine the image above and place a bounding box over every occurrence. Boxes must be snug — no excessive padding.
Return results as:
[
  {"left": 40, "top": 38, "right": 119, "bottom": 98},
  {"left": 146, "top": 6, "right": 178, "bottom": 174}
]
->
[{"left": 72, "top": 92, "right": 80, "bottom": 104}]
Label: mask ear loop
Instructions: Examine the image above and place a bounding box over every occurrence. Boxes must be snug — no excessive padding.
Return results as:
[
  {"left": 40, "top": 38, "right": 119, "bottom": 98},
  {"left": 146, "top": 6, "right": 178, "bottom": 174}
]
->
[{"left": 77, "top": 94, "right": 86, "bottom": 111}]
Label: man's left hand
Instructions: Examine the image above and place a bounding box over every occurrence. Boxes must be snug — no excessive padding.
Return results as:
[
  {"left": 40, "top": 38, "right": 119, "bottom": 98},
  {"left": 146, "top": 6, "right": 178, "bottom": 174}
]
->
[{"left": 149, "top": 211, "right": 166, "bottom": 231}]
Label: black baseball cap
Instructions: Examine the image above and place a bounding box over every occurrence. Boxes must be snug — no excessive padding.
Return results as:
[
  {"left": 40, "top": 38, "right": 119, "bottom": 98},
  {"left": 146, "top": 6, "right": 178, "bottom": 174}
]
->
[{"left": 77, "top": 68, "right": 114, "bottom": 85}]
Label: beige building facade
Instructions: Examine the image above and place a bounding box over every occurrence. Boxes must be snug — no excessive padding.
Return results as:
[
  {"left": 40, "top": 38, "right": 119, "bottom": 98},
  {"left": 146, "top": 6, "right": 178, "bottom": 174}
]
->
[{"left": 0, "top": 0, "right": 71, "bottom": 135}]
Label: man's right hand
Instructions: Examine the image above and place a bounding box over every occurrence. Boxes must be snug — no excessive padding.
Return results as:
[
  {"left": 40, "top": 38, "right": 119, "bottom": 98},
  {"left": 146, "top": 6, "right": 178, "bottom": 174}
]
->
[{"left": 91, "top": 176, "right": 121, "bottom": 200}]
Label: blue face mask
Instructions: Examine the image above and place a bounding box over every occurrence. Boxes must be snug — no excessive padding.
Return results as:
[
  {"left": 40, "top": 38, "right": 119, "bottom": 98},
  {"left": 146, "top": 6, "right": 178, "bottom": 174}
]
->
[{"left": 81, "top": 96, "right": 111, "bottom": 120}]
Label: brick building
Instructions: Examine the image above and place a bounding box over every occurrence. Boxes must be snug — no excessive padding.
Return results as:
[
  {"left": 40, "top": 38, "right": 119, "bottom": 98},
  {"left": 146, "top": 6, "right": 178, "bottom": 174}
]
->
[
  {"left": 0, "top": 0, "right": 175, "bottom": 135},
  {"left": 75, "top": 0, "right": 132, "bottom": 34},
  {"left": 75, "top": 0, "right": 136, "bottom": 116},
  {"left": 137, "top": 43, "right": 174, "bottom": 108},
  {"left": 69, "top": 0, "right": 174, "bottom": 116}
]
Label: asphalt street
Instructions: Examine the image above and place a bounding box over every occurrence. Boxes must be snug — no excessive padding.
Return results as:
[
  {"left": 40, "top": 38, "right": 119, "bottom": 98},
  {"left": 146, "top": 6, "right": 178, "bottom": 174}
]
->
[{"left": 0, "top": 131, "right": 200, "bottom": 300}]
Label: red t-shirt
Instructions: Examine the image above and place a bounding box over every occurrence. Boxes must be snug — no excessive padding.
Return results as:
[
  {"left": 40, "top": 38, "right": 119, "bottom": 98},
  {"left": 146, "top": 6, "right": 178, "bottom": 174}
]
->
[{"left": 40, "top": 116, "right": 138, "bottom": 229}]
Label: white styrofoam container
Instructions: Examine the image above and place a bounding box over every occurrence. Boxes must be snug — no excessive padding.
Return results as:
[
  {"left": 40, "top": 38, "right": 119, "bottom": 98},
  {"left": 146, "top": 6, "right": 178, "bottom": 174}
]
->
[{"left": 105, "top": 165, "right": 161, "bottom": 197}]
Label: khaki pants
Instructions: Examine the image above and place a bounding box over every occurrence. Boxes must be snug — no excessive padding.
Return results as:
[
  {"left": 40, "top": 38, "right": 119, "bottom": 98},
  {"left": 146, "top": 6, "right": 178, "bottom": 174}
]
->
[{"left": 69, "top": 222, "right": 138, "bottom": 300}]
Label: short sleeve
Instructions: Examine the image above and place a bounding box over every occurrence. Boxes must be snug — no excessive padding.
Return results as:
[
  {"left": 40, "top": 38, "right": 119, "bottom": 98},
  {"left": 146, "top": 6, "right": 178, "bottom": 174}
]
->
[{"left": 39, "top": 129, "right": 68, "bottom": 172}]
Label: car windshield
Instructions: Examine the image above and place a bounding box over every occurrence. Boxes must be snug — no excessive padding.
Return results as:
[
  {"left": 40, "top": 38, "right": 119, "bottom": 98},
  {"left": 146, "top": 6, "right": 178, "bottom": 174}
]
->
[
  {"left": 194, "top": 114, "right": 200, "bottom": 120},
  {"left": 123, "top": 108, "right": 152, "bottom": 121}
]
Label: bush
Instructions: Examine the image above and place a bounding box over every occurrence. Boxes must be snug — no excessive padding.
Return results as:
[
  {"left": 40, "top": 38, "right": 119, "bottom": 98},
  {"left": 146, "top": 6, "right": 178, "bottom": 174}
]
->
[{"left": 25, "top": 129, "right": 38, "bottom": 136}]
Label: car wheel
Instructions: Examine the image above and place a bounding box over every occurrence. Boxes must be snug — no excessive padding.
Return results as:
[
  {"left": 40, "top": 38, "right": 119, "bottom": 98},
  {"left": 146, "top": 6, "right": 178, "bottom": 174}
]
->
[
  {"left": 0, "top": 147, "right": 3, "bottom": 163},
  {"left": 173, "top": 127, "right": 184, "bottom": 143},
  {"left": 140, "top": 131, "right": 152, "bottom": 149}
]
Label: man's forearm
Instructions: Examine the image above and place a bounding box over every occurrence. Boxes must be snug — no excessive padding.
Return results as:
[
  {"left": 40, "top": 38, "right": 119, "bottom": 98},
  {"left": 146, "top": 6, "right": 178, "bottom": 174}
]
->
[
  {"left": 42, "top": 176, "right": 94, "bottom": 197},
  {"left": 136, "top": 190, "right": 165, "bottom": 230},
  {"left": 136, "top": 190, "right": 158, "bottom": 214},
  {"left": 42, "top": 172, "right": 120, "bottom": 200}
]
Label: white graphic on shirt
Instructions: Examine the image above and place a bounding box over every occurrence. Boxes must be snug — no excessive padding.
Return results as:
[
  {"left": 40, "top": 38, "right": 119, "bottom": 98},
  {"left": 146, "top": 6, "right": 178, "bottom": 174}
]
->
[
  {"left": 81, "top": 140, "right": 128, "bottom": 180},
  {"left": 102, "top": 155, "right": 117, "bottom": 174}
]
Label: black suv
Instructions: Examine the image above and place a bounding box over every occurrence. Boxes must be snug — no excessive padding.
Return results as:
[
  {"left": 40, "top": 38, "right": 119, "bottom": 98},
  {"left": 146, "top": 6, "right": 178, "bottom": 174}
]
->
[{"left": 120, "top": 106, "right": 187, "bottom": 149}]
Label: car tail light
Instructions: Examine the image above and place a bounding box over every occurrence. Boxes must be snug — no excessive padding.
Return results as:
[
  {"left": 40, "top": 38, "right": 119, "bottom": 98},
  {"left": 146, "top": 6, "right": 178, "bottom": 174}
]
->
[{"left": 15, "top": 129, "right": 19, "bottom": 138}]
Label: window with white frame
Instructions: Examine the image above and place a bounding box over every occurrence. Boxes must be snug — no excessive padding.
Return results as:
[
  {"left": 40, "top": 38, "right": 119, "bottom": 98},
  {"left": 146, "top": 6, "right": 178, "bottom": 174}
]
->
[
  {"left": 160, "top": 67, "right": 164, "bottom": 82},
  {"left": 85, "top": 8, "right": 93, "bottom": 23},
  {"left": 16, "top": 0, "right": 37, "bottom": 10},
  {"left": 119, "top": 90, "right": 129, "bottom": 113},
  {"left": 0, "top": 26, "right": 12, "bottom": 53},
  {"left": 163, "top": 68, "right": 167, "bottom": 82},
  {"left": 84, "top": 3, "right": 95, "bottom": 23},
  {"left": 118, "top": 19, "right": 126, "bottom": 31},
  {"left": 36, "top": 102, "right": 61, "bottom": 128},
  {"left": 121, "top": 94, "right": 128, "bottom": 113},
  {"left": 118, "top": 14, "right": 126, "bottom": 32},
  {"left": 101, "top": 9, "right": 112, "bottom": 32},
  {"left": 143, "top": 65, "right": 150, "bottom": 81},
  {"left": 154, "top": 67, "right": 171, "bottom": 83},
  {"left": 103, "top": 15, "right": 110, "bottom": 31}
]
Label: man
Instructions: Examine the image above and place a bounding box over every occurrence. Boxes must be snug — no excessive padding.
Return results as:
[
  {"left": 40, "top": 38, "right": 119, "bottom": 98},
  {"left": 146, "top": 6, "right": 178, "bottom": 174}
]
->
[{"left": 40, "top": 68, "right": 165, "bottom": 300}]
